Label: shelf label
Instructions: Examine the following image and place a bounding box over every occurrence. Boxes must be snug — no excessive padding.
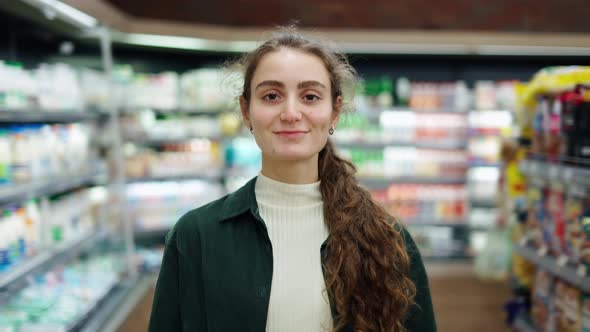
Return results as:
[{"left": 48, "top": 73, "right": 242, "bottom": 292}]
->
[
  {"left": 557, "top": 255, "right": 569, "bottom": 267},
  {"left": 577, "top": 265, "right": 587, "bottom": 278}
]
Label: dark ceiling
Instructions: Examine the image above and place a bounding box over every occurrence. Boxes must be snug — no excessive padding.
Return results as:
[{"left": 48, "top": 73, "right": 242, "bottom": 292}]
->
[{"left": 105, "top": 0, "right": 590, "bottom": 33}]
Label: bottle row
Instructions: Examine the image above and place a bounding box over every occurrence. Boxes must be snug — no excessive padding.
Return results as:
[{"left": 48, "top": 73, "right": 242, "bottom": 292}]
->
[
  {"left": 0, "top": 124, "right": 94, "bottom": 186},
  {"left": 0, "top": 187, "right": 104, "bottom": 274}
]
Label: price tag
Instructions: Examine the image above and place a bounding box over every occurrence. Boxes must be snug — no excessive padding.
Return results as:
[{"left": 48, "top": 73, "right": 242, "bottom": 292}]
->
[
  {"left": 578, "top": 265, "right": 587, "bottom": 278},
  {"left": 537, "top": 246, "right": 548, "bottom": 257},
  {"left": 557, "top": 255, "right": 569, "bottom": 267}
]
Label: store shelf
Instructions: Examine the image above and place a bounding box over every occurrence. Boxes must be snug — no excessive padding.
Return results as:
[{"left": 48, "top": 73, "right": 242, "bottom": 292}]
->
[
  {"left": 122, "top": 108, "right": 225, "bottom": 117},
  {"left": 520, "top": 159, "right": 590, "bottom": 187},
  {"left": 126, "top": 136, "right": 223, "bottom": 146},
  {"left": 127, "top": 172, "right": 224, "bottom": 183},
  {"left": 470, "top": 199, "right": 497, "bottom": 208},
  {"left": 513, "top": 313, "right": 538, "bottom": 332},
  {"left": 513, "top": 244, "right": 590, "bottom": 292},
  {"left": 385, "top": 107, "right": 468, "bottom": 114},
  {"left": 0, "top": 230, "right": 108, "bottom": 302},
  {"left": 336, "top": 141, "right": 467, "bottom": 150},
  {"left": 469, "top": 161, "right": 502, "bottom": 168},
  {"left": 0, "top": 166, "right": 108, "bottom": 205},
  {"left": 359, "top": 176, "right": 466, "bottom": 189},
  {"left": 0, "top": 109, "right": 103, "bottom": 123},
  {"left": 76, "top": 273, "right": 157, "bottom": 332}
]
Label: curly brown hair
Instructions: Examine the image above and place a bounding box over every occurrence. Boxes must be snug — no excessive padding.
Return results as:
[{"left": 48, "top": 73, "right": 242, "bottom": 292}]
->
[{"left": 239, "top": 28, "right": 416, "bottom": 332}]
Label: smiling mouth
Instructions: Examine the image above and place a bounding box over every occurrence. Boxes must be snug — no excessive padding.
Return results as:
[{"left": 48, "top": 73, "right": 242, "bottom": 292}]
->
[{"left": 274, "top": 130, "right": 310, "bottom": 138}]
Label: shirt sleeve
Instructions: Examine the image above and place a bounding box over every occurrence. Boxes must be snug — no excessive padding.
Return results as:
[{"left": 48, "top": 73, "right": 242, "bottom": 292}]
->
[
  {"left": 148, "top": 228, "right": 182, "bottom": 332},
  {"left": 402, "top": 227, "right": 438, "bottom": 332}
]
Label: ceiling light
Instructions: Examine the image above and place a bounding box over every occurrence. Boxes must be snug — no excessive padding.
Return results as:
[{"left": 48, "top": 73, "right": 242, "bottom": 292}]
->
[{"left": 23, "top": 0, "right": 98, "bottom": 28}]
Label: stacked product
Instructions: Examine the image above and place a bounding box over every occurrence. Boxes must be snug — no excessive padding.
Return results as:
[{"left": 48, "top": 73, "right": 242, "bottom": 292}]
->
[
  {"left": 0, "top": 62, "right": 108, "bottom": 112},
  {"left": 370, "top": 184, "right": 467, "bottom": 224},
  {"left": 125, "top": 138, "right": 224, "bottom": 180},
  {"left": 0, "top": 253, "right": 124, "bottom": 331},
  {"left": 0, "top": 124, "right": 94, "bottom": 185},
  {"left": 507, "top": 66, "right": 590, "bottom": 331},
  {"left": 0, "top": 187, "right": 105, "bottom": 274},
  {"left": 128, "top": 180, "right": 225, "bottom": 233}
]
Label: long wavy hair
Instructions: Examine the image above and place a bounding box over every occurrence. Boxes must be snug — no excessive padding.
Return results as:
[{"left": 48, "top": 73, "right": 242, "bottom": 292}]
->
[{"left": 238, "top": 29, "right": 416, "bottom": 332}]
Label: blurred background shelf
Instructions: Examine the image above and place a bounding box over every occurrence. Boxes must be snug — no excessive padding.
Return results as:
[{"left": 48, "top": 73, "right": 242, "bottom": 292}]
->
[
  {"left": 0, "top": 109, "right": 105, "bottom": 123},
  {"left": 359, "top": 176, "right": 466, "bottom": 189},
  {"left": 76, "top": 273, "right": 157, "bottom": 332},
  {"left": 0, "top": 165, "right": 108, "bottom": 205},
  {"left": 0, "top": 230, "right": 109, "bottom": 303},
  {"left": 513, "top": 244, "right": 590, "bottom": 293}
]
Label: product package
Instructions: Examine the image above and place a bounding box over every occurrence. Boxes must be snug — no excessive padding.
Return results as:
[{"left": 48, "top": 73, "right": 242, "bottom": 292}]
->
[
  {"left": 553, "top": 280, "right": 590, "bottom": 332},
  {"left": 547, "top": 183, "right": 566, "bottom": 256},
  {"left": 532, "top": 269, "right": 556, "bottom": 332},
  {"left": 564, "top": 186, "right": 587, "bottom": 265}
]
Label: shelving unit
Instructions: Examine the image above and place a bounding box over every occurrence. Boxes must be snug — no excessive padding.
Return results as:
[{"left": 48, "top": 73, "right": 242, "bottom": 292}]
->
[
  {"left": 0, "top": 165, "right": 108, "bottom": 205},
  {"left": 0, "top": 230, "right": 109, "bottom": 304},
  {"left": 0, "top": 110, "right": 106, "bottom": 123},
  {"left": 520, "top": 159, "right": 590, "bottom": 187},
  {"left": 335, "top": 141, "right": 467, "bottom": 150},
  {"left": 76, "top": 274, "right": 157, "bottom": 332},
  {"left": 513, "top": 243, "right": 590, "bottom": 292},
  {"left": 359, "top": 176, "right": 466, "bottom": 189},
  {"left": 127, "top": 172, "right": 224, "bottom": 183}
]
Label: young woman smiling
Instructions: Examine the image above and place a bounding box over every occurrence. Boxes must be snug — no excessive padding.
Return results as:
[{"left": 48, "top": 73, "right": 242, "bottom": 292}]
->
[{"left": 148, "top": 29, "right": 437, "bottom": 332}]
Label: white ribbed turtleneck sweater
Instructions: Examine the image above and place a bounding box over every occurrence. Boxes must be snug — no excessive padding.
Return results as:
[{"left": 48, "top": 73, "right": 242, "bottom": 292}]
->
[{"left": 255, "top": 173, "right": 333, "bottom": 332}]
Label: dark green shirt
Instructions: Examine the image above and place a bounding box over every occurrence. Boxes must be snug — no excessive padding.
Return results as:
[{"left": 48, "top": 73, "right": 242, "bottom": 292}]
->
[{"left": 148, "top": 177, "right": 437, "bottom": 332}]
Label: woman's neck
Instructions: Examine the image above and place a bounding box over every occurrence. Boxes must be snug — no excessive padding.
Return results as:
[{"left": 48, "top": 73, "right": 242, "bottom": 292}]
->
[{"left": 261, "top": 155, "right": 319, "bottom": 184}]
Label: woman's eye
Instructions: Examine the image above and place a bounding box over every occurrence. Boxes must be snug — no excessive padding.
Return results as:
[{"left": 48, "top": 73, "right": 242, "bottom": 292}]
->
[
  {"left": 263, "top": 93, "right": 280, "bottom": 101},
  {"left": 303, "top": 94, "right": 320, "bottom": 102}
]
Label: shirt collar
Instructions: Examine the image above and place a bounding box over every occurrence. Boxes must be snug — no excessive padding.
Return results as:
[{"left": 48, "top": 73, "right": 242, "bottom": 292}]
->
[{"left": 219, "top": 176, "right": 260, "bottom": 222}]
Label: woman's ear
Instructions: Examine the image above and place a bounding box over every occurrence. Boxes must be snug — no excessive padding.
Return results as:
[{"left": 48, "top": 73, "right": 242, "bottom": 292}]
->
[
  {"left": 240, "top": 96, "right": 251, "bottom": 129},
  {"left": 332, "top": 96, "right": 343, "bottom": 128}
]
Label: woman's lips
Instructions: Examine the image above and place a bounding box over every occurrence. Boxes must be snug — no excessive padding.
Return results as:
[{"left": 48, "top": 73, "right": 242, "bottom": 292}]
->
[{"left": 274, "top": 130, "right": 309, "bottom": 138}]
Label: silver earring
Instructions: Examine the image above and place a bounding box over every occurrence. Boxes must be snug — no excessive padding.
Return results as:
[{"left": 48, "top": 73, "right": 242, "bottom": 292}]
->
[{"left": 329, "top": 127, "right": 335, "bottom": 135}]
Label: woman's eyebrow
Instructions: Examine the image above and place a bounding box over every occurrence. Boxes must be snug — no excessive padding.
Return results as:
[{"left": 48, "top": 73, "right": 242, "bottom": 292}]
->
[
  {"left": 298, "top": 80, "right": 327, "bottom": 90},
  {"left": 255, "top": 80, "right": 284, "bottom": 90}
]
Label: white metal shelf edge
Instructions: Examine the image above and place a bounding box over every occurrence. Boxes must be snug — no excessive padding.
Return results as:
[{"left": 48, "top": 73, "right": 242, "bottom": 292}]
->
[
  {"left": 521, "top": 159, "right": 590, "bottom": 187},
  {"left": 0, "top": 168, "right": 107, "bottom": 205},
  {"left": 513, "top": 244, "right": 590, "bottom": 292},
  {"left": 0, "top": 110, "right": 102, "bottom": 123},
  {"left": 0, "top": 230, "right": 108, "bottom": 291}
]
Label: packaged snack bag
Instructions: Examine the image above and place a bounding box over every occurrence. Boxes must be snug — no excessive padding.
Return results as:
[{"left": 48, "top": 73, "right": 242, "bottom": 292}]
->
[{"left": 532, "top": 269, "right": 556, "bottom": 332}]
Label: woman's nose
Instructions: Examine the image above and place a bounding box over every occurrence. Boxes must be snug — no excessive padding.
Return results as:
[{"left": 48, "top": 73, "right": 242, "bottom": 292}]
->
[{"left": 280, "top": 98, "right": 302, "bottom": 122}]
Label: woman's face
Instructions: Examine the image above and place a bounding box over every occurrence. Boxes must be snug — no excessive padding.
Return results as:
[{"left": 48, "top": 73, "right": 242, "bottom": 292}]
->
[{"left": 241, "top": 47, "right": 341, "bottom": 164}]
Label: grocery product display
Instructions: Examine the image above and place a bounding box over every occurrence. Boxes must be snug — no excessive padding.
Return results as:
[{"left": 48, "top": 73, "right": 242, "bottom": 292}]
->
[
  {"left": 505, "top": 66, "right": 590, "bottom": 332},
  {"left": 0, "top": 253, "right": 126, "bottom": 331}
]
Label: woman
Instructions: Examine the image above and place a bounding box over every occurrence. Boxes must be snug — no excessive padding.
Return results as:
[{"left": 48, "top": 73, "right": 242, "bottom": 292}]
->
[{"left": 148, "top": 29, "right": 436, "bottom": 332}]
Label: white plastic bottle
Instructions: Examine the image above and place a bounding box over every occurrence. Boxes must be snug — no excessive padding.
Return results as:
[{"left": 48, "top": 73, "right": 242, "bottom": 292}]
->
[{"left": 24, "top": 199, "right": 42, "bottom": 256}]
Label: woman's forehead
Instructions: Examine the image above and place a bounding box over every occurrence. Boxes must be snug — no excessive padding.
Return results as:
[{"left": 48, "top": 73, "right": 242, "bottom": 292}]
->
[{"left": 252, "top": 48, "right": 331, "bottom": 85}]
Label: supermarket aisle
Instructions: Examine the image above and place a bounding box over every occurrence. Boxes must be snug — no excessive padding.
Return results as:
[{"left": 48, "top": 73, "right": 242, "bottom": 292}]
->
[{"left": 116, "top": 263, "right": 512, "bottom": 332}]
